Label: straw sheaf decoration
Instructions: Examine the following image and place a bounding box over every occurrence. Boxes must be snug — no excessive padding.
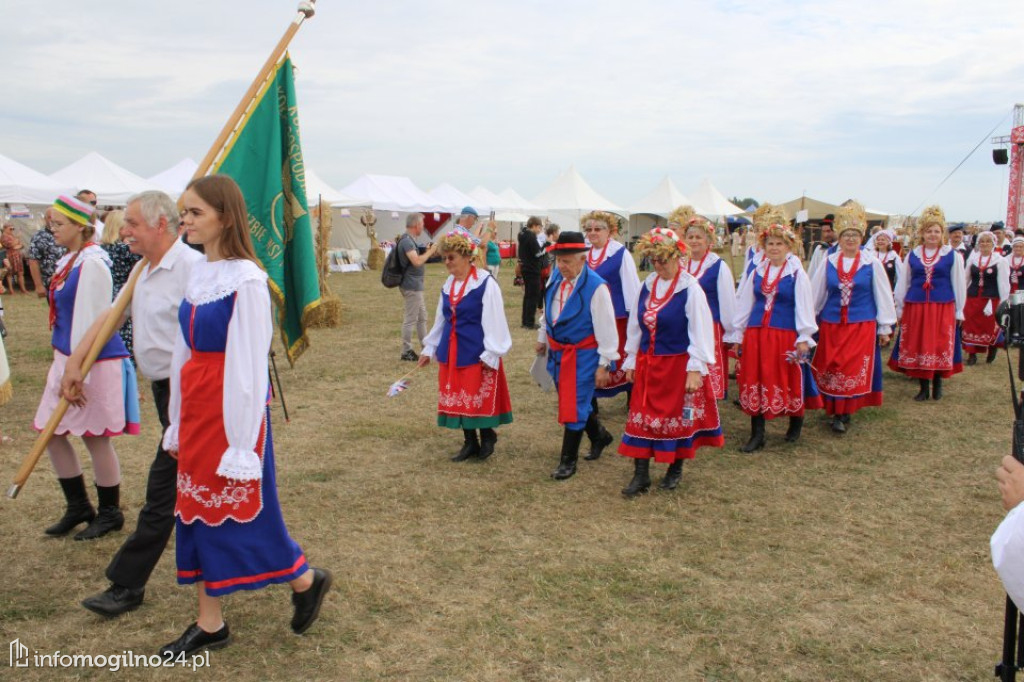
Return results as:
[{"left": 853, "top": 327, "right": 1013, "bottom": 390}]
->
[
  {"left": 580, "top": 210, "right": 619, "bottom": 235},
  {"left": 307, "top": 198, "right": 342, "bottom": 328},
  {"left": 914, "top": 205, "right": 948, "bottom": 247},
  {"left": 835, "top": 201, "right": 867, "bottom": 237},
  {"left": 438, "top": 229, "right": 479, "bottom": 259},
  {"left": 757, "top": 223, "right": 798, "bottom": 249},
  {"left": 684, "top": 215, "right": 716, "bottom": 240},
  {"left": 752, "top": 204, "right": 788, "bottom": 235},
  {"left": 666, "top": 205, "right": 696, "bottom": 229},
  {"left": 635, "top": 227, "right": 688, "bottom": 262}
]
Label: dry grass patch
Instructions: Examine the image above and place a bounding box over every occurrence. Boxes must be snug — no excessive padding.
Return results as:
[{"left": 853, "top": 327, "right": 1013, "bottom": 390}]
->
[{"left": 0, "top": 258, "right": 1016, "bottom": 681}]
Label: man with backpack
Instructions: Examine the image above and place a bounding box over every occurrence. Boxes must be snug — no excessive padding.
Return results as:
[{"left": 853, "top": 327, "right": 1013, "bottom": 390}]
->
[{"left": 396, "top": 212, "right": 438, "bottom": 361}]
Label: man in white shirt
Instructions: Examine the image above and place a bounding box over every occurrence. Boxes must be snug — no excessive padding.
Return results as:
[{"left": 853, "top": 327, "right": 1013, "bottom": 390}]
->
[
  {"left": 61, "top": 190, "right": 203, "bottom": 617},
  {"left": 535, "top": 231, "right": 619, "bottom": 480},
  {"left": 993, "top": 455, "right": 1024, "bottom": 610}
]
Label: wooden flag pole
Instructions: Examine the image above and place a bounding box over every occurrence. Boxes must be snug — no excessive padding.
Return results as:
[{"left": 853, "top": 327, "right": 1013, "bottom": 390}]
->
[
  {"left": 7, "top": 261, "right": 147, "bottom": 499},
  {"left": 193, "top": 0, "right": 317, "bottom": 180},
  {"left": 7, "top": 1, "right": 318, "bottom": 500}
]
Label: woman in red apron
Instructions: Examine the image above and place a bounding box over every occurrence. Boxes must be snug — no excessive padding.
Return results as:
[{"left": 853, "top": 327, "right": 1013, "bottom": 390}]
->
[{"left": 962, "top": 230, "right": 1009, "bottom": 365}]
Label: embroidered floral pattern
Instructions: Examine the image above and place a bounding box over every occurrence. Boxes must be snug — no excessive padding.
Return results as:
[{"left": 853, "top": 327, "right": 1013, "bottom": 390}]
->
[
  {"left": 738, "top": 383, "right": 804, "bottom": 415},
  {"left": 896, "top": 320, "right": 954, "bottom": 370},
  {"left": 177, "top": 472, "right": 257, "bottom": 510},
  {"left": 438, "top": 366, "right": 498, "bottom": 415},
  {"left": 625, "top": 386, "right": 710, "bottom": 439},
  {"left": 816, "top": 355, "right": 871, "bottom": 395}
]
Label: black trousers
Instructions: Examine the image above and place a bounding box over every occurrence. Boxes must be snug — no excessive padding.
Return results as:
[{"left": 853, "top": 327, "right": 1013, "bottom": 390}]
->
[
  {"left": 105, "top": 379, "right": 177, "bottom": 590},
  {"left": 521, "top": 270, "right": 543, "bottom": 327}
]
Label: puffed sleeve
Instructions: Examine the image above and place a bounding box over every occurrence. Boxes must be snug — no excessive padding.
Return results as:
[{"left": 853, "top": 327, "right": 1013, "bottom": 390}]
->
[
  {"left": 421, "top": 286, "right": 446, "bottom": 360},
  {"left": 993, "top": 501, "right": 1024, "bottom": 610},
  {"left": 71, "top": 257, "right": 114, "bottom": 352},
  {"left": 728, "top": 270, "right": 755, "bottom": 343},
  {"left": 480, "top": 277, "right": 512, "bottom": 369},
  {"left": 683, "top": 281, "right": 715, "bottom": 375},
  {"left": 716, "top": 258, "right": 738, "bottom": 338},
  {"left": 161, "top": 321, "right": 190, "bottom": 452},
  {"left": 810, "top": 255, "right": 829, "bottom": 316},
  {"left": 621, "top": 281, "right": 644, "bottom": 371},
  {"left": 998, "top": 258, "right": 1011, "bottom": 303},
  {"left": 952, "top": 251, "right": 967, "bottom": 321},
  {"left": 870, "top": 259, "right": 897, "bottom": 333},
  {"left": 793, "top": 268, "right": 818, "bottom": 346},
  {"left": 591, "top": 284, "right": 620, "bottom": 364},
  {"left": 216, "top": 277, "right": 272, "bottom": 481},
  {"left": 618, "top": 245, "right": 641, "bottom": 313},
  {"left": 893, "top": 254, "right": 911, "bottom": 318}
]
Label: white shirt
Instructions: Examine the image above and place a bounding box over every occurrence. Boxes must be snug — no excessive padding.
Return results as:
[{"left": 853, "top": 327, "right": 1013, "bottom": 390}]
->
[
  {"left": 965, "top": 250, "right": 1011, "bottom": 303},
  {"left": 537, "top": 270, "right": 620, "bottom": 365},
  {"left": 993, "top": 501, "right": 1024, "bottom": 610},
  {"left": 588, "top": 240, "right": 641, "bottom": 314},
  {"left": 421, "top": 270, "right": 512, "bottom": 369},
  {"left": 810, "top": 250, "right": 898, "bottom": 335},
  {"left": 686, "top": 251, "right": 738, "bottom": 338},
  {"left": 122, "top": 239, "right": 203, "bottom": 381},
  {"left": 729, "top": 256, "right": 818, "bottom": 346},
  {"left": 622, "top": 271, "right": 716, "bottom": 374}
]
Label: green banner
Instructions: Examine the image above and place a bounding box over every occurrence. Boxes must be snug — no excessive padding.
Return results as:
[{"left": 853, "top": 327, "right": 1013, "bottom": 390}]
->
[{"left": 214, "top": 53, "right": 321, "bottom": 364}]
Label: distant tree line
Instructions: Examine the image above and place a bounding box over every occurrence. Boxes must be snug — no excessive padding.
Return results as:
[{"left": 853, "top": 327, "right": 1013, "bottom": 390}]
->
[{"left": 729, "top": 197, "right": 759, "bottom": 210}]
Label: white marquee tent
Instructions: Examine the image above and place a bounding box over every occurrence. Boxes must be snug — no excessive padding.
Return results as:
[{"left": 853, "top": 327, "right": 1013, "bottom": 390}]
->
[
  {"left": 51, "top": 152, "right": 161, "bottom": 206},
  {"left": 627, "top": 176, "right": 692, "bottom": 238},
  {"left": 430, "top": 183, "right": 490, "bottom": 215},
  {"left": 532, "top": 165, "right": 626, "bottom": 234},
  {"left": 688, "top": 178, "right": 744, "bottom": 217},
  {"left": 0, "top": 153, "right": 74, "bottom": 205},
  {"left": 147, "top": 158, "right": 198, "bottom": 198}
]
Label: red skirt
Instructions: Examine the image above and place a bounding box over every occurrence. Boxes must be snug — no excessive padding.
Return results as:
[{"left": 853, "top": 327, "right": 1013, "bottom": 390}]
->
[
  {"left": 812, "top": 320, "right": 875, "bottom": 397},
  {"left": 738, "top": 327, "right": 822, "bottom": 418},
  {"left": 437, "top": 360, "right": 512, "bottom": 424},
  {"left": 888, "top": 301, "right": 962, "bottom": 378},
  {"left": 707, "top": 321, "right": 727, "bottom": 400},
  {"left": 620, "top": 352, "right": 723, "bottom": 462},
  {"left": 595, "top": 316, "right": 631, "bottom": 397},
  {"left": 962, "top": 296, "right": 1001, "bottom": 350}
]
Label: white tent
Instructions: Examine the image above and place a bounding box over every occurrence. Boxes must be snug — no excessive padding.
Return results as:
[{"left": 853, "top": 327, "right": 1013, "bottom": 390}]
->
[
  {"left": 0, "top": 153, "right": 74, "bottom": 205},
  {"left": 688, "top": 178, "right": 743, "bottom": 217},
  {"left": 51, "top": 152, "right": 161, "bottom": 206},
  {"left": 147, "top": 158, "right": 198, "bottom": 198},
  {"left": 430, "top": 183, "right": 490, "bottom": 214},
  {"left": 497, "top": 187, "right": 543, "bottom": 215},
  {"left": 305, "top": 167, "right": 368, "bottom": 208},
  {"left": 627, "top": 176, "right": 692, "bottom": 238},
  {"left": 533, "top": 165, "right": 626, "bottom": 234},
  {"left": 338, "top": 174, "right": 444, "bottom": 213}
]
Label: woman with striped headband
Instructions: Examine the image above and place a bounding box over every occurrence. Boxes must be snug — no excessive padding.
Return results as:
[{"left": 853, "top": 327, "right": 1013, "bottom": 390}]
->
[
  {"left": 32, "top": 194, "right": 139, "bottom": 540},
  {"left": 618, "top": 227, "right": 722, "bottom": 495},
  {"left": 420, "top": 227, "right": 513, "bottom": 462},
  {"left": 728, "top": 223, "right": 821, "bottom": 451},
  {"left": 961, "top": 230, "right": 1009, "bottom": 366}
]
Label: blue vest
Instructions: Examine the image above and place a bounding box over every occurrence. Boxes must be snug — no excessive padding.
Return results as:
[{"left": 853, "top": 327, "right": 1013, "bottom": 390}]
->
[
  {"left": 695, "top": 259, "right": 723, "bottom": 323},
  {"left": 820, "top": 259, "right": 878, "bottom": 324},
  {"left": 905, "top": 250, "right": 957, "bottom": 303},
  {"left": 592, "top": 247, "right": 628, "bottom": 318},
  {"left": 544, "top": 267, "right": 607, "bottom": 344},
  {"left": 436, "top": 276, "right": 488, "bottom": 368},
  {"left": 52, "top": 264, "right": 128, "bottom": 359},
  {"left": 637, "top": 284, "right": 690, "bottom": 355},
  {"left": 178, "top": 295, "right": 236, "bottom": 352},
  {"left": 749, "top": 268, "right": 798, "bottom": 331}
]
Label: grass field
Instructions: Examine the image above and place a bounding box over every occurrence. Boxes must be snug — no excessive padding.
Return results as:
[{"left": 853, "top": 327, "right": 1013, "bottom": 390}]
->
[{"left": 0, "top": 254, "right": 1017, "bottom": 681}]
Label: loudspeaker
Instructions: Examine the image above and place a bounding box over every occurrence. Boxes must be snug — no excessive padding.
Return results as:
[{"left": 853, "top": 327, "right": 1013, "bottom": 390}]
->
[{"left": 995, "top": 149, "right": 1009, "bottom": 165}]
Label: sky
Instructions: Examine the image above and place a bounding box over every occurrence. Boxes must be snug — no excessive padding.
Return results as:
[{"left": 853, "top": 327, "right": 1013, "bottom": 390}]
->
[{"left": 1, "top": 0, "right": 1022, "bottom": 222}]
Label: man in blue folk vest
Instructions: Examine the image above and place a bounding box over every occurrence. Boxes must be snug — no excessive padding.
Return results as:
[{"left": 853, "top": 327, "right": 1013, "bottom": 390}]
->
[{"left": 535, "top": 231, "right": 620, "bottom": 480}]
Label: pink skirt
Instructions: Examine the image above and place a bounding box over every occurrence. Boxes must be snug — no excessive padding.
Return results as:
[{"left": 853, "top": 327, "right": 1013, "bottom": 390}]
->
[{"left": 33, "top": 350, "right": 140, "bottom": 437}]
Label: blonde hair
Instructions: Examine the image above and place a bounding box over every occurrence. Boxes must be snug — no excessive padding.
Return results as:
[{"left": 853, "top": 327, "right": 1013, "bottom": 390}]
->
[
  {"left": 666, "top": 205, "right": 695, "bottom": 229},
  {"left": 758, "top": 224, "right": 798, "bottom": 249},
  {"left": 101, "top": 210, "right": 125, "bottom": 245},
  {"left": 915, "top": 205, "right": 948, "bottom": 247},
  {"left": 635, "top": 227, "right": 688, "bottom": 262},
  {"left": 580, "top": 211, "right": 618, "bottom": 235}
]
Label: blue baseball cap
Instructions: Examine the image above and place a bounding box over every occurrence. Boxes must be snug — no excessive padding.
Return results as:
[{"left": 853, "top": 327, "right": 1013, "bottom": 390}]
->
[{"left": 460, "top": 206, "right": 479, "bottom": 217}]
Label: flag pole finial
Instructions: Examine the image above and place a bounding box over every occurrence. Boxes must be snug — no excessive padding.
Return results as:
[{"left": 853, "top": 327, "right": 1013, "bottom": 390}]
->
[{"left": 298, "top": 1, "right": 316, "bottom": 19}]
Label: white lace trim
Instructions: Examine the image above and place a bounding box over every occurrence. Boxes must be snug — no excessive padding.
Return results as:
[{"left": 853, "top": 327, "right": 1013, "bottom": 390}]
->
[
  {"left": 215, "top": 446, "right": 263, "bottom": 481},
  {"left": 53, "top": 243, "right": 112, "bottom": 272},
  {"left": 186, "top": 259, "right": 268, "bottom": 305}
]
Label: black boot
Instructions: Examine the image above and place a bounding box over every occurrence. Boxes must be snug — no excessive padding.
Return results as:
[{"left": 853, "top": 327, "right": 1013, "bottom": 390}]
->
[
  {"left": 621, "top": 458, "right": 651, "bottom": 497},
  {"left": 590, "top": 397, "right": 600, "bottom": 416},
  {"left": 583, "top": 413, "right": 614, "bottom": 461},
  {"left": 45, "top": 475, "right": 95, "bottom": 536},
  {"left": 552, "top": 428, "right": 583, "bottom": 480},
  {"left": 987, "top": 347, "right": 999, "bottom": 364},
  {"left": 75, "top": 485, "right": 124, "bottom": 541},
  {"left": 478, "top": 428, "right": 497, "bottom": 461},
  {"left": 740, "top": 415, "right": 766, "bottom": 453},
  {"left": 451, "top": 429, "right": 480, "bottom": 461},
  {"left": 913, "top": 379, "right": 930, "bottom": 401},
  {"left": 966, "top": 353, "right": 977, "bottom": 366},
  {"left": 659, "top": 460, "right": 684, "bottom": 490},
  {"left": 932, "top": 375, "right": 943, "bottom": 400},
  {"left": 784, "top": 416, "right": 804, "bottom": 443},
  {"left": 830, "top": 415, "right": 846, "bottom": 434}
]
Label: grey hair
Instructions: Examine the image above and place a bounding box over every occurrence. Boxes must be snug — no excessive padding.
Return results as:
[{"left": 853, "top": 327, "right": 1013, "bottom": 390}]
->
[
  {"left": 126, "top": 191, "right": 180, "bottom": 233},
  {"left": 406, "top": 212, "right": 424, "bottom": 228}
]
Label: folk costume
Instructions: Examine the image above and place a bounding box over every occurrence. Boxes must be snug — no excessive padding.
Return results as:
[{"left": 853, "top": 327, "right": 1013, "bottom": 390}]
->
[
  {"left": 889, "top": 206, "right": 966, "bottom": 400},
  {"left": 34, "top": 196, "right": 139, "bottom": 540},
  {"left": 586, "top": 236, "right": 640, "bottom": 399},
  {"left": 961, "top": 236, "right": 1009, "bottom": 365},
  {"left": 619, "top": 241, "right": 723, "bottom": 495},
  {"left": 1008, "top": 239, "right": 1024, "bottom": 294},
  {"left": 810, "top": 249, "right": 897, "bottom": 428},
  {"left": 684, "top": 236, "right": 737, "bottom": 401},
  {"left": 540, "top": 232, "right": 619, "bottom": 480},
  {"left": 729, "top": 237, "right": 822, "bottom": 450},
  {"left": 163, "top": 259, "right": 308, "bottom": 598},
  {"left": 422, "top": 252, "right": 513, "bottom": 461}
]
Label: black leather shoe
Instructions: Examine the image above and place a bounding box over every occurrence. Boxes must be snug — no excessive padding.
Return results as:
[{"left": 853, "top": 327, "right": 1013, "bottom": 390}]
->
[
  {"left": 159, "top": 622, "right": 230, "bottom": 657},
  {"left": 783, "top": 417, "right": 804, "bottom": 443},
  {"left": 292, "top": 567, "right": 333, "bottom": 634},
  {"left": 913, "top": 379, "right": 930, "bottom": 401},
  {"left": 45, "top": 503, "right": 96, "bottom": 536},
  {"left": 74, "top": 506, "right": 124, "bottom": 541},
  {"left": 584, "top": 430, "right": 614, "bottom": 461},
  {"left": 659, "top": 461, "right": 684, "bottom": 490},
  {"left": 830, "top": 416, "right": 846, "bottom": 434},
  {"left": 621, "top": 458, "right": 651, "bottom": 497},
  {"left": 82, "top": 584, "right": 145, "bottom": 617},
  {"left": 988, "top": 347, "right": 999, "bottom": 364},
  {"left": 551, "top": 460, "right": 577, "bottom": 480},
  {"left": 477, "top": 429, "right": 497, "bottom": 461},
  {"left": 451, "top": 435, "right": 480, "bottom": 462},
  {"left": 966, "top": 353, "right": 977, "bottom": 366},
  {"left": 400, "top": 350, "right": 418, "bottom": 362}
]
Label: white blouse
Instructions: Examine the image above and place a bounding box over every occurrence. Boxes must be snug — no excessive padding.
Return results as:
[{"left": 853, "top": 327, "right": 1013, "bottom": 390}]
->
[
  {"left": 729, "top": 256, "right": 818, "bottom": 346},
  {"left": 58, "top": 245, "right": 114, "bottom": 354},
  {"left": 589, "top": 239, "right": 641, "bottom": 314},
  {"left": 686, "top": 251, "right": 738, "bottom": 338},
  {"left": 621, "top": 271, "right": 716, "bottom": 375},
  {"left": 892, "top": 245, "right": 967, "bottom": 320},
  {"left": 965, "top": 250, "right": 1011, "bottom": 303},
  {"left": 810, "top": 250, "right": 898, "bottom": 334},
  {"left": 421, "top": 270, "right": 512, "bottom": 369},
  {"left": 536, "top": 271, "right": 620, "bottom": 365},
  {"left": 162, "top": 259, "right": 271, "bottom": 482}
]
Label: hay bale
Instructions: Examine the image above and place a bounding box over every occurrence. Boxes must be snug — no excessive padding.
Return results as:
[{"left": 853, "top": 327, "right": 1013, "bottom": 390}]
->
[
  {"left": 367, "top": 248, "right": 385, "bottom": 271},
  {"left": 308, "top": 295, "right": 343, "bottom": 328}
]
